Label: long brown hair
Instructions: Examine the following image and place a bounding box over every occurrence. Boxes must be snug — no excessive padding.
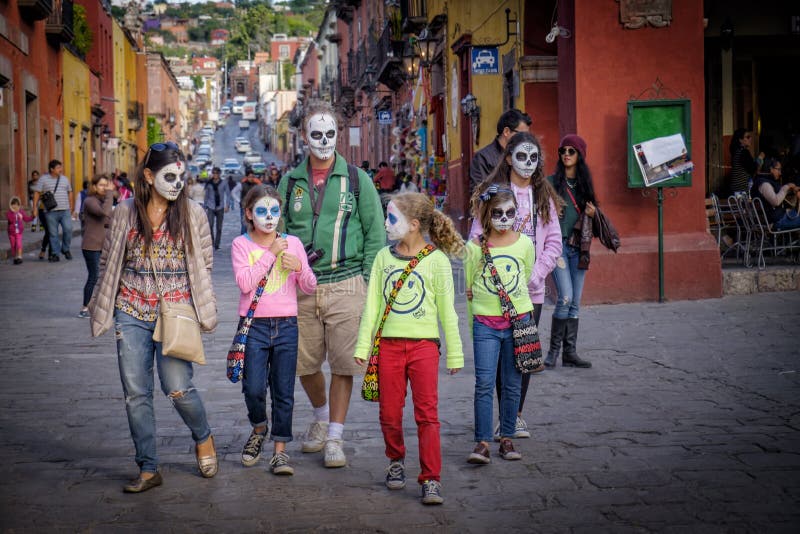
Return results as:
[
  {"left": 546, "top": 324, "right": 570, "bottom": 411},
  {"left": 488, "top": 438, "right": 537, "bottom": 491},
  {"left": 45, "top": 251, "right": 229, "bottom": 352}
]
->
[
  {"left": 133, "top": 145, "right": 193, "bottom": 253},
  {"left": 475, "top": 131, "right": 564, "bottom": 225}
]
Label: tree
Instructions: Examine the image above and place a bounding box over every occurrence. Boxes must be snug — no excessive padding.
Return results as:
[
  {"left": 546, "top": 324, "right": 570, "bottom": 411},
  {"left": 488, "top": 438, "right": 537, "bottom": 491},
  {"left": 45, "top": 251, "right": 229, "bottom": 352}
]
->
[
  {"left": 192, "top": 75, "right": 205, "bottom": 90},
  {"left": 71, "top": 4, "right": 93, "bottom": 58}
]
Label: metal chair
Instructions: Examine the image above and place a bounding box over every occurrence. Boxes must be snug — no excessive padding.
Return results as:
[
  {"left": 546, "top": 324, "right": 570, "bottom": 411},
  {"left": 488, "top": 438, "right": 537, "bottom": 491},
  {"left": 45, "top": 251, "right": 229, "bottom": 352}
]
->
[
  {"left": 710, "top": 193, "right": 743, "bottom": 260},
  {"left": 750, "top": 197, "right": 800, "bottom": 267}
]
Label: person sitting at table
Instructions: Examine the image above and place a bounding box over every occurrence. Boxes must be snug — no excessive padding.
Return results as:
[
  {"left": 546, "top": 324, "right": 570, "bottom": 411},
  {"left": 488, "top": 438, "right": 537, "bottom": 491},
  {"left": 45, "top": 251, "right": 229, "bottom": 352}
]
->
[{"left": 751, "top": 158, "right": 800, "bottom": 230}]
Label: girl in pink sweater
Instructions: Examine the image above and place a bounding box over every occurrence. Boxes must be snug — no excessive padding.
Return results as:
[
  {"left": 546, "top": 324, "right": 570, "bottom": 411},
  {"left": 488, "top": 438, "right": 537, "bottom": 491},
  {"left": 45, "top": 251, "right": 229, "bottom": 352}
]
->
[
  {"left": 7, "top": 196, "right": 34, "bottom": 264},
  {"left": 231, "top": 184, "right": 316, "bottom": 476}
]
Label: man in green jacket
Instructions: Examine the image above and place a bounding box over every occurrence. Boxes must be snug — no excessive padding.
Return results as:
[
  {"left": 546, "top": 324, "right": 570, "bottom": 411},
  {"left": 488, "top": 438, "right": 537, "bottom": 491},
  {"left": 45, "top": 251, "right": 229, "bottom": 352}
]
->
[{"left": 278, "top": 100, "right": 386, "bottom": 468}]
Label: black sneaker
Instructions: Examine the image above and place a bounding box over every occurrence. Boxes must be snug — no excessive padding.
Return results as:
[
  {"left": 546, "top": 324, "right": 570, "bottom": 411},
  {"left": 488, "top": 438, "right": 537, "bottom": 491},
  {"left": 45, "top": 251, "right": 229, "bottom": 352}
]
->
[
  {"left": 63, "top": 251, "right": 72, "bottom": 260},
  {"left": 241, "top": 431, "right": 266, "bottom": 467},
  {"left": 385, "top": 460, "right": 406, "bottom": 490},
  {"left": 269, "top": 451, "right": 294, "bottom": 475},
  {"left": 49, "top": 255, "right": 60, "bottom": 262},
  {"left": 421, "top": 479, "right": 444, "bottom": 505}
]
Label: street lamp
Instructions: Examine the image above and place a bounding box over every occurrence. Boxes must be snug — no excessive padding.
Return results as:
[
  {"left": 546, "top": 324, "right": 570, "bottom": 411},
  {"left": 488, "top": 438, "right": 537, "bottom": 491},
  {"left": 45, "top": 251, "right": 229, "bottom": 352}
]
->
[
  {"left": 417, "top": 28, "right": 438, "bottom": 69},
  {"left": 461, "top": 93, "right": 480, "bottom": 146},
  {"left": 402, "top": 41, "right": 420, "bottom": 80}
]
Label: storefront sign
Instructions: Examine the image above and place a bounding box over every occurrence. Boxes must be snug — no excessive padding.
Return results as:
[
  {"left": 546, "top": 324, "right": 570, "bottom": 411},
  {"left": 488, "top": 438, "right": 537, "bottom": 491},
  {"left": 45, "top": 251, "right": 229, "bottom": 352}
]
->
[{"left": 377, "top": 110, "right": 392, "bottom": 125}]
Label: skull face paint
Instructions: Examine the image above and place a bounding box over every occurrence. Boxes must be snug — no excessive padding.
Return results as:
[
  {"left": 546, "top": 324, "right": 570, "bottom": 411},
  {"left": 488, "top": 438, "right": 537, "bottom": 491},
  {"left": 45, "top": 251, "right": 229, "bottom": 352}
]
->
[
  {"left": 385, "top": 201, "right": 410, "bottom": 241},
  {"left": 510, "top": 143, "right": 539, "bottom": 179},
  {"left": 252, "top": 196, "right": 281, "bottom": 234},
  {"left": 490, "top": 200, "right": 517, "bottom": 232},
  {"left": 153, "top": 161, "right": 185, "bottom": 201},
  {"left": 306, "top": 113, "right": 337, "bottom": 160}
]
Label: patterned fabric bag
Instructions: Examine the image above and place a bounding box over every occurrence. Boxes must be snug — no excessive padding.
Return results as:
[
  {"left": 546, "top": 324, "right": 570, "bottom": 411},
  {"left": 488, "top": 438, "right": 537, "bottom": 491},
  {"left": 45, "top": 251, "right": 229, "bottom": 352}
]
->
[
  {"left": 226, "top": 236, "right": 281, "bottom": 383},
  {"left": 361, "top": 244, "right": 436, "bottom": 402},
  {"left": 479, "top": 236, "right": 542, "bottom": 373}
]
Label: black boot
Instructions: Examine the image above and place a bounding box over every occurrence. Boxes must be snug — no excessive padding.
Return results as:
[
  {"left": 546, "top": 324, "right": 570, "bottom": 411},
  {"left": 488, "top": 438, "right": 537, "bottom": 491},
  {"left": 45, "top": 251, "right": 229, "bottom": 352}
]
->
[
  {"left": 562, "top": 318, "right": 591, "bottom": 368},
  {"left": 544, "top": 317, "right": 567, "bottom": 368}
]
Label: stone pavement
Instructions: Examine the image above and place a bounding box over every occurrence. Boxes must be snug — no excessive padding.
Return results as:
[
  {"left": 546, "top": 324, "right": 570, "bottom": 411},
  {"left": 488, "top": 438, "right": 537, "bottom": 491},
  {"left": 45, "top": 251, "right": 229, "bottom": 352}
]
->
[{"left": 0, "top": 209, "right": 799, "bottom": 533}]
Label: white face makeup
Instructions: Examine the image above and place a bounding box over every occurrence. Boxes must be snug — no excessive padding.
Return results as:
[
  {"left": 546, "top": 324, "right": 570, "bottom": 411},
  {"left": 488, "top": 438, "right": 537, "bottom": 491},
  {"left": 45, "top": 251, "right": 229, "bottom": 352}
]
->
[
  {"left": 510, "top": 142, "right": 539, "bottom": 178},
  {"left": 305, "top": 113, "right": 337, "bottom": 160},
  {"left": 252, "top": 197, "right": 281, "bottom": 234},
  {"left": 385, "top": 201, "right": 410, "bottom": 241},
  {"left": 153, "top": 161, "right": 185, "bottom": 201},
  {"left": 490, "top": 200, "right": 517, "bottom": 232}
]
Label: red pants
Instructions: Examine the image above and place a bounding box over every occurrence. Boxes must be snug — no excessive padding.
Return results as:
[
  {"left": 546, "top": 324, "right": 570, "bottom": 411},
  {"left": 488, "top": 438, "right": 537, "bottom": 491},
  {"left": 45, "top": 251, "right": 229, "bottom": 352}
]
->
[
  {"left": 378, "top": 338, "right": 441, "bottom": 484},
  {"left": 7, "top": 233, "right": 22, "bottom": 256}
]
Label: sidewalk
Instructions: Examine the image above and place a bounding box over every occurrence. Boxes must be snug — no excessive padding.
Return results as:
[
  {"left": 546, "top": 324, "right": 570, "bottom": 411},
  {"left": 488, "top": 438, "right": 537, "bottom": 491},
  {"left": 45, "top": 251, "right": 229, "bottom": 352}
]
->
[{"left": 0, "top": 210, "right": 798, "bottom": 532}]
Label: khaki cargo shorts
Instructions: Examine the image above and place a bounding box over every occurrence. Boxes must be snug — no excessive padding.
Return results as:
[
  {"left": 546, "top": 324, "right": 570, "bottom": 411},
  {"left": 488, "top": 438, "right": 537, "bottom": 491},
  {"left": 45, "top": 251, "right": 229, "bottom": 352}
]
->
[{"left": 296, "top": 275, "right": 366, "bottom": 377}]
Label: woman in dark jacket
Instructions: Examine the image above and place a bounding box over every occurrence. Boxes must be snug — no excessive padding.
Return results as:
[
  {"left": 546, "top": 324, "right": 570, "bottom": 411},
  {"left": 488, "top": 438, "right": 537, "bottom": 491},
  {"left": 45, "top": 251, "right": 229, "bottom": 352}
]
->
[
  {"left": 546, "top": 134, "right": 596, "bottom": 369},
  {"left": 729, "top": 128, "right": 763, "bottom": 194}
]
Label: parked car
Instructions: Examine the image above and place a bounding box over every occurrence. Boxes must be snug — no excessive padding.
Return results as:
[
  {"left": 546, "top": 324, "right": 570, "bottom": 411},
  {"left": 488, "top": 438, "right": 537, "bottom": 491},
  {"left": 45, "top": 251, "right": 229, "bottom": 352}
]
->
[
  {"left": 235, "top": 138, "right": 251, "bottom": 153},
  {"left": 194, "top": 154, "right": 210, "bottom": 167},
  {"left": 222, "top": 158, "right": 242, "bottom": 175},
  {"left": 243, "top": 151, "right": 262, "bottom": 165},
  {"left": 250, "top": 161, "right": 267, "bottom": 175},
  {"left": 187, "top": 163, "right": 201, "bottom": 178},
  {"left": 239, "top": 119, "right": 250, "bottom": 130},
  {"left": 221, "top": 105, "right": 231, "bottom": 115}
]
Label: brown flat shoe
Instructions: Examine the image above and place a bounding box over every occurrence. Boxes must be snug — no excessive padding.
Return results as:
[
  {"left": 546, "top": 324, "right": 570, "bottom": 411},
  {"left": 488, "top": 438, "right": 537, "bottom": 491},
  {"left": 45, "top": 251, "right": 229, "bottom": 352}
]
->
[
  {"left": 123, "top": 471, "right": 163, "bottom": 493},
  {"left": 196, "top": 436, "right": 218, "bottom": 478},
  {"left": 467, "top": 442, "right": 491, "bottom": 464}
]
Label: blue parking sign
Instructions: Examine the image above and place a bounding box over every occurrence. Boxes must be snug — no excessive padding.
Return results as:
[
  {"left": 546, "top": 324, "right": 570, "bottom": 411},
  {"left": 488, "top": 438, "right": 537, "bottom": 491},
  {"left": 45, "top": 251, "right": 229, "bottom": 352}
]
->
[
  {"left": 377, "top": 110, "right": 392, "bottom": 124},
  {"left": 471, "top": 47, "right": 499, "bottom": 75}
]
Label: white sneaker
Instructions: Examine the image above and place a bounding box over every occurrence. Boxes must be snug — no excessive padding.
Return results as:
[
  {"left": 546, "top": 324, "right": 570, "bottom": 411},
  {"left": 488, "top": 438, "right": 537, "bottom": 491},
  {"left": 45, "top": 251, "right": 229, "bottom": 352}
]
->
[
  {"left": 301, "top": 421, "right": 328, "bottom": 453},
  {"left": 324, "top": 439, "right": 346, "bottom": 468},
  {"left": 514, "top": 416, "right": 531, "bottom": 439},
  {"left": 493, "top": 423, "right": 501, "bottom": 442}
]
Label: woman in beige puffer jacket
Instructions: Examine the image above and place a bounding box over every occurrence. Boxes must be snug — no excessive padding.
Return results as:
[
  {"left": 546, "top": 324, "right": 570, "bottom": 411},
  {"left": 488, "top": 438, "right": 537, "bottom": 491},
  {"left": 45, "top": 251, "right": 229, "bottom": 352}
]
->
[{"left": 88, "top": 142, "right": 218, "bottom": 493}]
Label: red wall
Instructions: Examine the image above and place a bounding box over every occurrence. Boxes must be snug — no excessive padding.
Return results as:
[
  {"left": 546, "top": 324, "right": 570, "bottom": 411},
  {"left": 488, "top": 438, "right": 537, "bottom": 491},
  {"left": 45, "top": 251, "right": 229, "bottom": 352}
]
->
[
  {"left": 564, "top": 0, "right": 721, "bottom": 302},
  {"left": 78, "top": 0, "right": 114, "bottom": 124}
]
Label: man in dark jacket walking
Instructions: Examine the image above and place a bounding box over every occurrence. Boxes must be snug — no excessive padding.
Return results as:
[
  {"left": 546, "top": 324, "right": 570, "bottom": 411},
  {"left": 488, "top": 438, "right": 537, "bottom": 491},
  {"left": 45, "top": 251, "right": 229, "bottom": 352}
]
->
[{"left": 469, "top": 109, "right": 532, "bottom": 193}]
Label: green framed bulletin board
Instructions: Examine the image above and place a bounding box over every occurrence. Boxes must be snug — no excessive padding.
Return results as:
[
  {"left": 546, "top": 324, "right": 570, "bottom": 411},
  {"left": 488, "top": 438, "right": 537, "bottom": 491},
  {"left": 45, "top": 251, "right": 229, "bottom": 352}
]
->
[{"left": 627, "top": 99, "right": 692, "bottom": 188}]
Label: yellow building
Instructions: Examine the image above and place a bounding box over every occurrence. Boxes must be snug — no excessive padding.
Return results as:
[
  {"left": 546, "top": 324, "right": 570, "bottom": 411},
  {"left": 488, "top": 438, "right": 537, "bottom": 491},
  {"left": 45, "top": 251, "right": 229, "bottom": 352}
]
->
[
  {"left": 62, "top": 49, "right": 92, "bottom": 191},
  {"left": 112, "top": 19, "right": 143, "bottom": 174}
]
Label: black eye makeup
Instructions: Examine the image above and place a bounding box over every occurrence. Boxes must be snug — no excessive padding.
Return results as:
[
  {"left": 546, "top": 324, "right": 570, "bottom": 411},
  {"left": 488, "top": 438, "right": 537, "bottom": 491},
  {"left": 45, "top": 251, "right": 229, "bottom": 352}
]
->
[{"left": 491, "top": 208, "right": 517, "bottom": 219}]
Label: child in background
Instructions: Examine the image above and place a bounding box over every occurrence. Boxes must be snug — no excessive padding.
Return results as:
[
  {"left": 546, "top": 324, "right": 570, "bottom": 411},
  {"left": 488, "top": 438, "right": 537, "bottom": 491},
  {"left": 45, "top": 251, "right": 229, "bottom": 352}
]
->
[
  {"left": 354, "top": 192, "right": 464, "bottom": 505},
  {"left": 231, "top": 184, "right": 316, "bottom": 476},
  {"left": 7, "top": 196, "right": 34, "bottom": 264},
  {"left": 464, "top": 186, "right": 535, "bottom": 464}
]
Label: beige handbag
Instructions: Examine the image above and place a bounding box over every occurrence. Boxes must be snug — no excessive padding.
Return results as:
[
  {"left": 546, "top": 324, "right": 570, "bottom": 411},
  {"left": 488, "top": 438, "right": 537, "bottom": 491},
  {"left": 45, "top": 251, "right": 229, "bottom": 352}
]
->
[{"left": 151, "top": 248, "right": 206, "bottom": 365}]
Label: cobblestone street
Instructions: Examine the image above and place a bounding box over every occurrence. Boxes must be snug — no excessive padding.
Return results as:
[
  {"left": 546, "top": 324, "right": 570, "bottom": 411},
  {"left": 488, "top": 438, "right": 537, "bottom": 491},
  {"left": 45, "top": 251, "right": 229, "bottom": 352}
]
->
[{"left": 0, "top": 214, "right": 798, "bottom": 532}]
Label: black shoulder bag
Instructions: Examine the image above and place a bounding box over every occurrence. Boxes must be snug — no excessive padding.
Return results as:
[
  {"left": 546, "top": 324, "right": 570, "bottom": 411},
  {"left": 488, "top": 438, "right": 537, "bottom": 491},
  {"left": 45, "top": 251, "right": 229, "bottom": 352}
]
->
[{"left": 41, "top": 176, "right": 61, "bottom": 212}]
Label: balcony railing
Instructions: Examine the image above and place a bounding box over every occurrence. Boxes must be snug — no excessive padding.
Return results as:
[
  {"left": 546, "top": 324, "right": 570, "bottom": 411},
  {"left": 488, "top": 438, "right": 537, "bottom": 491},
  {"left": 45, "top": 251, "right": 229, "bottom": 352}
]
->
[
  {"left": 18, "top": 0, "right": 54, "bottom": 21},
  {"left": 375, "top": 22, "right": 404, "bottom": 91},
  {"left": 46, "top": 0, "right": 74, "bottom": 44},
  {"left": 402, "top": 0, "right": 427, "bottom": 33}
]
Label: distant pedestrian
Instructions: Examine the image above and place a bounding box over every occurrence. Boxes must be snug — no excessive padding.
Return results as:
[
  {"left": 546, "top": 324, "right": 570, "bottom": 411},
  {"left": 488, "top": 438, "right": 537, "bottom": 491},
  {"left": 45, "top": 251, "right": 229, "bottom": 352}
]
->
[
  {"left": 31, "top": 159, "right": 74, "bottom": 262},
  {"left": 204, "top": 167, "right": 230, "bottom": 250},
  {"left": 375, "top": 161, "right": 396, "bottom": 194},
  {"left": 469, "top": 109, "right": 532, "bottom": 194},
  {"left": 465, "top": 186, "right": 535, "bottom": 465},
  {"left": 88, "top": 142, "right": 218, "bottom": 493},
  {"left": 77, "top": 174, "right": 114, "bottom": 319},
  {"left": 29, "top": 170, "right": 52, "bottom": 258},
  {"left": 232, "top": 184, "right": 316, "bottom": 476},
  {"left": 239, "top": 167, "right": 262, "bottom": 234},
  {"left": 353, "top": 192, "right": 464, "bottom": 505},
  {"left": 187, "top": 176, "right": 205, "bottom": 206},
  {"left": 6, "top": 196, "right": 34, "bottom": 264}
]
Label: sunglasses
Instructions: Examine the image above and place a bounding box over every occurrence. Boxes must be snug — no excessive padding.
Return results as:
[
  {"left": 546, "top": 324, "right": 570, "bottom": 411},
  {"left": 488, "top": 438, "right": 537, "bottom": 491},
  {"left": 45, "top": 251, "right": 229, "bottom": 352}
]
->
[
  {"left": 144, "top": 141, "right": 180, "bottom": 167},
  {"left": 558, "top": 147, "right": 577, "bottom": 156},
  {"left": 491, "top": 207, "right": 517, "bottom": 220}
]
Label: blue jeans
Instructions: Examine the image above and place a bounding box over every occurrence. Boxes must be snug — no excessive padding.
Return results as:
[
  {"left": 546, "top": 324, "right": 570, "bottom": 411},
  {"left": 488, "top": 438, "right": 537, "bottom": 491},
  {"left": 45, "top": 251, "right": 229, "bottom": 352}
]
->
[
  {"left": 44, "top": 209, "right": 72, "bottom": 256},
  {"left": 82, "top": 249, "right": 101, "bottom": 306},
  {"left": 115, "top": 310, "right": 212, "bottom": 473},
  {"left": 242, "top": 316, "right": 298, "bottom": 442},
  {"left": 473, "top": 321, "right": 521, "bottom": 442},
  {"left": 552, "top": 239, "right": 587, "bottom": 319},
  {"left": 775, "top": 210, "right": 800, "bottom": 230}
]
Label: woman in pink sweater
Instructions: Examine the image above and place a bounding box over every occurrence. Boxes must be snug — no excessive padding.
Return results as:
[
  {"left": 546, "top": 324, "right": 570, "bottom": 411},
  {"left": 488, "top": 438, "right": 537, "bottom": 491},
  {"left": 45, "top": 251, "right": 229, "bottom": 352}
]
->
[{"left": 231, "top": 184, "right": 316, "bottom": 476}]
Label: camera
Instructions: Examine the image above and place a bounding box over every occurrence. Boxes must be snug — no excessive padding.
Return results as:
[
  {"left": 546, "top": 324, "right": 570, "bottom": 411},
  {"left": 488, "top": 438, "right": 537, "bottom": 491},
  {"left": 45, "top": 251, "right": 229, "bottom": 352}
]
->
[{"left": 305, "top": 244, "right": 325, "bottom": 265}]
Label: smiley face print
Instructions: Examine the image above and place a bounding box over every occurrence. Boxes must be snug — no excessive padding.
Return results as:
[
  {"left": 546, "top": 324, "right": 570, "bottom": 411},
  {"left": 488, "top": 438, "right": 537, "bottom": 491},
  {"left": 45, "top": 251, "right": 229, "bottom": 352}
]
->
[
  {"left": 383, "top": 268, "right": 426, "bottom": 315},
  {"left": 482, "top": 254, "right": 522, "bottom": 296}
]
